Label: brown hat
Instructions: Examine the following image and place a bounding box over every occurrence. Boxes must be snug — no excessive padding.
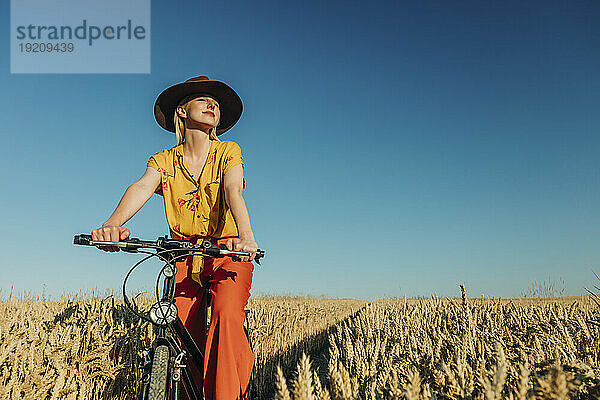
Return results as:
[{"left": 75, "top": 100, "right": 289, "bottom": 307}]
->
[{"left": 154, "top": 75, "right": 243, "bottom": 135}]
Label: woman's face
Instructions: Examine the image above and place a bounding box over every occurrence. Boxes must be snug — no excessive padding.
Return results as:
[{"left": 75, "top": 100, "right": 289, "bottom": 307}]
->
[{"left": 178, "top": 95, "right": 221, "bottom": 129}]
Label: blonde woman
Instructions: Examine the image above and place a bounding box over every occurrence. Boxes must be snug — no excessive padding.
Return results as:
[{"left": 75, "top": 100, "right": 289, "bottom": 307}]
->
[{"left": 91, "top": 76, "right": 259, "bottom": 400}]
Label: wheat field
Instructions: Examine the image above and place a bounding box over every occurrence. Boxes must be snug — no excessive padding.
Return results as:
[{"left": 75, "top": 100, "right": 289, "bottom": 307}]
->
[{"left": 1, "top": 293, "right": 600, "bottom": 399}]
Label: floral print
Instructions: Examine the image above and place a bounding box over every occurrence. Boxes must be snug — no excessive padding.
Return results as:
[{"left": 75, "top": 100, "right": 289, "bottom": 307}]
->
[
  {"left": 171, "top": 224, "right": 192, "bottom": 240},
  {"left": 177, "top": 189, "right": 202, "bottom": 211},
  {"left": 223, "top": 155, "right": 234, "bottom": 170},
  {"left": 147, "top": 140, "right": 244, "bottom": 238},
  {"left": 146, "top": 140, "right": 245, "bottom": 282},
  {"left": 158, "top": 167, "right": 171, "bottom": 192}
]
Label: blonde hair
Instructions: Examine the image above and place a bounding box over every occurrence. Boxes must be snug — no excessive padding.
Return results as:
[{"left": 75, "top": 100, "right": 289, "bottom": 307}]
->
[{"left": 174, "top": 94, "right": 221, "bottom": 145}]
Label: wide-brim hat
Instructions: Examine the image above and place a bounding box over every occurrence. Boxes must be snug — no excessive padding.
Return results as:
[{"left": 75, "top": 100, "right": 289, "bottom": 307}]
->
[{"left": 154, "top": 75, "right": 243, "bottom": 135}]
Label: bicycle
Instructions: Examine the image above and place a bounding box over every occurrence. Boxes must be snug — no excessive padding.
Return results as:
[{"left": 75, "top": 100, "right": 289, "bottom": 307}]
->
[{"left": 73, "top": 233, "right": 265, "bottom": 400}]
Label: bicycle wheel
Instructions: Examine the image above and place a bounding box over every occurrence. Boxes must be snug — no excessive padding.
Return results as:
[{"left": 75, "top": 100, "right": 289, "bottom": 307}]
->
[{"left": 147, "top": 345, "right": 170, "bottom": 400}]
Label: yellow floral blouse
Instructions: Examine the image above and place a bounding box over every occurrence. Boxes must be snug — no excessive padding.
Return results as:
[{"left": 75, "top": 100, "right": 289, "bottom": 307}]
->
[{"left": 147, "top": 139, "right": 245, "bottom": 281}]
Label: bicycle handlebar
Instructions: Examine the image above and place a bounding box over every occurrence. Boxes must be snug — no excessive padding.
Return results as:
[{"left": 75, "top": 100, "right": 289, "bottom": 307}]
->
[{"left": 73, "top": 234, "right": 265, "bottom": 264}]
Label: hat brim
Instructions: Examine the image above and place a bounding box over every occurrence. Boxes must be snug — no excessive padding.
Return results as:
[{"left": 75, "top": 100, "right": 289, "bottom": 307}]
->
[{"left": 154, "top": 80, "right": 242, "bottom": 135}]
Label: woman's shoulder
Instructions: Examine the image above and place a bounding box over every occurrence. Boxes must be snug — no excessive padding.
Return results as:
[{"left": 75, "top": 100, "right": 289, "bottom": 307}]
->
[
  {"left": 215, "top": 139, "right": 239, "bottom": 147},
  {"left": 215, "top": 140, "right": 242, "bottom": 154},
  {"left": 150, "top": 144, "right": 180, "bottom": 158},
  {"left": 147, "top": 145, "right": 179, "bottom": 169}
]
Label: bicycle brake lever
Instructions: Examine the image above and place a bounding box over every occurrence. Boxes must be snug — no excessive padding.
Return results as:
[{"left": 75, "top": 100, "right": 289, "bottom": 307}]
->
[{"left": 217, "top": 244, "right": 262, "bottom": 264}]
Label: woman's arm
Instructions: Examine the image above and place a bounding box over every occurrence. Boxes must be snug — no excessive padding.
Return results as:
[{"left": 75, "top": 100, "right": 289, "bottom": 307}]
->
[
  {"left": 91, "top": 167, "right": 161, "bottom": 251},
  {"left": 223, "top": 164, "right": 258, "bottom": 261}
]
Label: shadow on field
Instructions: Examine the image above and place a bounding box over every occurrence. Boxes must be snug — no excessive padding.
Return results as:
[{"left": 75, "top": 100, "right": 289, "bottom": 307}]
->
[
  {"left": 47, "top": 298, "right": 151, "bottom": 400},
  {"left": 253, "top": 305, "right": 368, "bottom": 399},
  {"left": 45, "top": 298, "right": 367, "bottom": 399}
]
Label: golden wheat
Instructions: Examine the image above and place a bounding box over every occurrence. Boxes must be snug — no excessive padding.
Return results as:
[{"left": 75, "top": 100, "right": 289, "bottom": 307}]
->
[
  {"left": 0, "top": 293, "right": 364, "bottom": 399},
  {"left": 277, "top": 296, "right": 600, "bottom": 399},
  {"left": 2, "top": 294, "right": 600, "bottom": 399}
]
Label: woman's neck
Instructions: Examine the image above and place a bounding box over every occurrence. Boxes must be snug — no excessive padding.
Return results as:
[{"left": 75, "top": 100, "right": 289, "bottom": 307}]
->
[{"left": 182, "top": 129, "right": 211, "bottom": 162}]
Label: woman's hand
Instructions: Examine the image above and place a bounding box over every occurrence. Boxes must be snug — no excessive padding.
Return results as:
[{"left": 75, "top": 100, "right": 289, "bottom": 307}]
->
[
  {"left": 90, "top": 167, "right": 159, "bottom": 252},
  {"left": 91, "top": 225, "right": 131, "bottom": 252},
  {"left": 226, "top": 236, "right": 258, "bottom": 262}
]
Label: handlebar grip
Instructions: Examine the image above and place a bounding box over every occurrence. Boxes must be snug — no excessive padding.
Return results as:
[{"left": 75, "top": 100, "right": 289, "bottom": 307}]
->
[
  {"left": 74, "top": 234, "right": 93, "bottom": 246},
  {"left": 217, "top": 244, "right": 265, "bottom": 261}
]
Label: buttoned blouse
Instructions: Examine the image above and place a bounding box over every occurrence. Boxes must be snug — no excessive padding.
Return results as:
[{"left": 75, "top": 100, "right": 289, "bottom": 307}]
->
[{"left": 147, "top": 140, "right": 245, "bottom": 281}]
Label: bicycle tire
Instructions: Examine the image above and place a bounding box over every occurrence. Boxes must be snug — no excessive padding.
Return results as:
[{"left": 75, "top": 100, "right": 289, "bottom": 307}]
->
[
  {"left": 147, "top": 345, "right": 170, "bottom": 400},
  {"left": 244, "top": 323, "right": 257, "bottom": 400}
]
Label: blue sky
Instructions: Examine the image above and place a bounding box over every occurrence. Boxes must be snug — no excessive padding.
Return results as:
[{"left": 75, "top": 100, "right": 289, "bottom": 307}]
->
[{"left": 1, "top": 0, "right": 599, "bottom": 300}]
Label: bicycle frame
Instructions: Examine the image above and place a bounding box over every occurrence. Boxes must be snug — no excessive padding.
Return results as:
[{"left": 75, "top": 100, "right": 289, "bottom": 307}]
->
[
  {"left": 152, "top": 250, "right": 207, "bottom": 400},
  {"left": 150, "top": 250, "right": 253, "bottom": 400},
  {"left": 73, "top": 234, "right": 263, "bottom": 400}
]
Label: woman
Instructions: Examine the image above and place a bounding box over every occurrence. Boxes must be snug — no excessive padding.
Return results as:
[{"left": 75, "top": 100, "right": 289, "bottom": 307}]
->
[{"left": 91, "top": 75, "right": 259, "bottom": 400}]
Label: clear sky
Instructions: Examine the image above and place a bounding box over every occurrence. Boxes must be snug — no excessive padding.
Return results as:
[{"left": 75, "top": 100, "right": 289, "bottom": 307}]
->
[{"left": 1, "top": 0, "right": 599, "bottom": 300}]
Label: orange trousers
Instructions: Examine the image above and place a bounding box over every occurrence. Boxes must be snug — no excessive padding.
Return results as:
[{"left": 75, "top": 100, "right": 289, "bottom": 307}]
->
[{"left": 173, "top": 236, "right": 254, "bottom": 400}]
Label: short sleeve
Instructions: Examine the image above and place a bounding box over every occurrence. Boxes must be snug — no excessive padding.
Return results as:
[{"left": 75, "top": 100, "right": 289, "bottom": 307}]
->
[
  {"left": 222, "top": 142, "right": 244, "bottom": 176},
  {"left": 147, "top": 155, "right": 160, "bottom": 172},
  {"left": 147, "top": 153, "right": 163, "bottom": 195}
]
